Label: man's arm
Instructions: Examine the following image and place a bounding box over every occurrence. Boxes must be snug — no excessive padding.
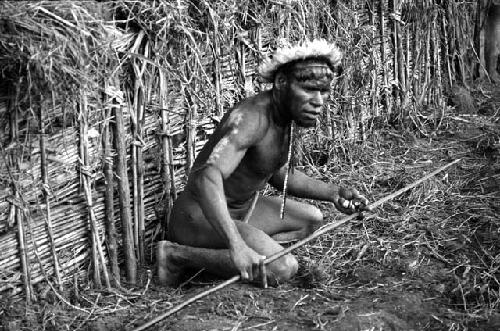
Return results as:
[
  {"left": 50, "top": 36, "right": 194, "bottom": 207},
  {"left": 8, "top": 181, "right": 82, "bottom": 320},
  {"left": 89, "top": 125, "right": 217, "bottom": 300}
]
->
[
  {"left": 269, "top": 167, "right": 336, "bottom": 200},
  {"left": 269, "top": 166, "right": 370, "bottom": 214},
  {"left": 190, "top": 109, "right": 266, "bottom": 280}
]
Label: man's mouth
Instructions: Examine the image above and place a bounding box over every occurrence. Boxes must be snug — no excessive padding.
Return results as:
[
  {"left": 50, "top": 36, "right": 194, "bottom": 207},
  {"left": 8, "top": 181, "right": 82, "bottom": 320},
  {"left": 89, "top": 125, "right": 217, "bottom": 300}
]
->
[{"left": 303, "top": 110, "right": 321, "bottom": 121}]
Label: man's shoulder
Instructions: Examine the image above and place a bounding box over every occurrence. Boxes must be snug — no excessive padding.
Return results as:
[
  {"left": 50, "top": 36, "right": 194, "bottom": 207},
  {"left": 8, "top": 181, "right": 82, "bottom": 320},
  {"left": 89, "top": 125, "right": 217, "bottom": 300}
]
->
[
  {"left": 238, "top": 90, "right": 272, "bottom": 110},
  {"left": 226, "top": 92, "right": 272, "bottom": 136}
]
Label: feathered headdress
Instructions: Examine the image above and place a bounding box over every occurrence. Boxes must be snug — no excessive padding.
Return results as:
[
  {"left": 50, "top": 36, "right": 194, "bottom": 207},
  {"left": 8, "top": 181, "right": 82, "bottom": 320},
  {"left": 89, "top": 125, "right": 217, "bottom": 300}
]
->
[{"left": 259, "top": 39, "right": 342, "bottom": 83}]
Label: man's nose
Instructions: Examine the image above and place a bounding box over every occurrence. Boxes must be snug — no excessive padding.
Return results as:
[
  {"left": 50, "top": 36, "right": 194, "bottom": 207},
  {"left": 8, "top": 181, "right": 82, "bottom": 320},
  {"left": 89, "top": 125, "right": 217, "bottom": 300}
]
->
[{"left": 310, "top": 91, "right": 324, "bottom": 108}]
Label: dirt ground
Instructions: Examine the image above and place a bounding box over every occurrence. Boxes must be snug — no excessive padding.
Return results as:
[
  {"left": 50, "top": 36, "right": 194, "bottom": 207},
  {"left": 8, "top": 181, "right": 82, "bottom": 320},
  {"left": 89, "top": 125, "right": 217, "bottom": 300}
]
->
[{"left": 1, "top": 82, "right": 499, "bottom": 331}]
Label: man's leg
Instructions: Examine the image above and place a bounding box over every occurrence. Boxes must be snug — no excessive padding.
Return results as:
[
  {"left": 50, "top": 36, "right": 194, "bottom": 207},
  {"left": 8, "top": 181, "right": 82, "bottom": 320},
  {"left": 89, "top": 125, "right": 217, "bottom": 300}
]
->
[
  {"left": 159, "top": 191, "right": 298, "bottom": 286},
  {"left": 247, "top": 195, "right": 324, "bottom": 243}
]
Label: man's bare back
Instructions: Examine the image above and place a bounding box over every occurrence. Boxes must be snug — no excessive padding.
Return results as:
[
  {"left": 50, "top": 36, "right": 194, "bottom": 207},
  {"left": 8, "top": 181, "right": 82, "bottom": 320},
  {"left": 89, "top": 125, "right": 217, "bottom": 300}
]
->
[{"left": 158, "top": 40, "right": 371, "bottom": 286}]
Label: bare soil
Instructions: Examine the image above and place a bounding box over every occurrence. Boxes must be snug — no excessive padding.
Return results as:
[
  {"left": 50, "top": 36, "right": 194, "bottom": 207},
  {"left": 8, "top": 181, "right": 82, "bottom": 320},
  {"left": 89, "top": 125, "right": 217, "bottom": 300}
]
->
[{"left": 1, "top": 83, "right": 499, "bottom": 331}]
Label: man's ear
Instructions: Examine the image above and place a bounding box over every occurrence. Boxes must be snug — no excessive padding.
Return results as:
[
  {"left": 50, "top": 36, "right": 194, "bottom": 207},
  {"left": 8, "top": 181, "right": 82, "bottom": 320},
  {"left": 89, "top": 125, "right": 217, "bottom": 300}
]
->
[{"left": 274, "top": 72, "right": 288, "bottom": 90}]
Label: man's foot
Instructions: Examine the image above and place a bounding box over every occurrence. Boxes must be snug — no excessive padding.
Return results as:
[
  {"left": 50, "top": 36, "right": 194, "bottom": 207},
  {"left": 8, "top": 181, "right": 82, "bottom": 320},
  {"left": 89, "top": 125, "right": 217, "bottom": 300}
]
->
[{"left": 156, "top": 241, "right": 184, "bottom": 286}]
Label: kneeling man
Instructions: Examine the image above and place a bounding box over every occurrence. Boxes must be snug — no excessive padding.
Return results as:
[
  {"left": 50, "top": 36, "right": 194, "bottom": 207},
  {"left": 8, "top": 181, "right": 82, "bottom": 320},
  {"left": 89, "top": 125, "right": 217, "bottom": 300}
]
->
[{"left": 157, "top": 40, "right": 370, "bottom": 286}]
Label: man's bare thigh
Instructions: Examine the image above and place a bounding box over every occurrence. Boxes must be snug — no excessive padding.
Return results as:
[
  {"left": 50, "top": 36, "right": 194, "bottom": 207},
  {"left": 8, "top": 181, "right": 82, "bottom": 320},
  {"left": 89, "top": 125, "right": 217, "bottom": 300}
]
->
[
  {"left": 167, "top": 190, "right": 219, "bottom": 247},
  {"left": 167, "top": 191, "right": 292, "bottom": 259},
  {"left": 168, "top": 191, "right": 321, "bottom": 246},
  {"left": 247, "top": 195, "right": 323, "bottom": 235}
]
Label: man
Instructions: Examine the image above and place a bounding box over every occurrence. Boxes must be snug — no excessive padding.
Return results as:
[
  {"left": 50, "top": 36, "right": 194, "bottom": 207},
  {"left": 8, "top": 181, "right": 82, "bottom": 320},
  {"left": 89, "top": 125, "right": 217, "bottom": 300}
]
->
[
  {"left": 157, "top": 40, "right": 370, "bottom": 286},
  {"left": 485, "top": 0, "right": 500, "bottom": 82}
]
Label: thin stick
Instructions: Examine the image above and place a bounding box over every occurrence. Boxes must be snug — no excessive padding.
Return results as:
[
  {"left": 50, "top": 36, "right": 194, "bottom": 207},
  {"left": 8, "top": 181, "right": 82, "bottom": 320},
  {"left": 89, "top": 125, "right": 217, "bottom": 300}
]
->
[
  {"left": 80, "top": 94, "right": 110, "bottom": 289},
  {"left": 393, "top": 0, "right": 405, "bottom": 105},
  {"left": 132, "top": 159, "right": 461, "bottom": 331},
  {"left": 255, "top": 26, "right": 263, "bottom": 92},
  {"left": 131, "top": 77, "right": 146, "bottom": 265},
  {"left": 112, "top": 101, "right": 137, "bottom": 285},
  {"left": 79, "top": 96, "right": 100, "bottom": 288},
  {"left": 137, "top": 106, "right": 145, "bottom": 265},
  {"left": 184, "top": 87, "right": 197, "bottom": 175},
  {"left": 441, "top": 9, "right": 453, "bottom": 88},
  {"left": 159, "top": 70, "right": 176, "bottom": 239},
  {"left": 9, "top": 86, "right": 34, "bottom": 302},
  {"left": 378, "top": 0, "right": 390, "bottom": 113},
  {"left": 103, "top": 100, "right": 120, "bottom": 286},
  {"left": 138, "top": 49, "right": 151, "bottom": 264},
  {"left": 39, "top": 96, "right": 63, "bottom": 291},
  {"left": 209, "top": 7, "right": 223, "bottom": 117},
  {"left": 16, "top": 201, "right": 32, "bottom": 303},
  {"left": 130, "top": 84, "right": 140, "bottom": 260}
]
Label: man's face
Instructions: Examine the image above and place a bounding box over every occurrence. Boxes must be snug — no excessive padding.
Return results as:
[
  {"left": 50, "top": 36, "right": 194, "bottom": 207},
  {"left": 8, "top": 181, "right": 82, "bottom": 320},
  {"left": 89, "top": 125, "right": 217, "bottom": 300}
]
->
[{"left": 284, "top": 62, "right": 333, "bottom": 127}]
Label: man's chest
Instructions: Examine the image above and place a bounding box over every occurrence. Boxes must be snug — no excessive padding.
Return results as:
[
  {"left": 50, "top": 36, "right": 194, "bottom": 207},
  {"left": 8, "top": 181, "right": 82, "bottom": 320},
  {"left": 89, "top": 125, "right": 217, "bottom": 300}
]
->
[{"left": 246, "top": 128, "right": 290, "bottom": 174}]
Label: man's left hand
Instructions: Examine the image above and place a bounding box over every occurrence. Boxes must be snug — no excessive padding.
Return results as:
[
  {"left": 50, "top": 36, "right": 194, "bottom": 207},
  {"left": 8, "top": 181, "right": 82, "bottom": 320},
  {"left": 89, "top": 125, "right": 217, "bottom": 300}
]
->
[{"left": 333, "top": 186, "right": 371, "bottom": 215}]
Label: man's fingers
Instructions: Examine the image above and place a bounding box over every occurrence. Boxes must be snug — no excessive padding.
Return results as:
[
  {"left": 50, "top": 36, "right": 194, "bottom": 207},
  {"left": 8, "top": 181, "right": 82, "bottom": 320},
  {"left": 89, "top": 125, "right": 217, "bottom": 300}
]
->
[
  {"left": 341, "top": 198, "right": 356, "bottom": 211},
  {"left": 337, "top": 198, "right": 354, "bottom": 214},
  {"left": 338, "top": 190, "right": 372, "bottom": 214},
  {"left": 340, "top": 197, "right": 373, "bottom": 214},
  {"left": 241, "top": 271, "right": 249, "bottom": 280},
  {"left": 340, "top": 198, "right": 350, "bottom": 209},
  {"left": 347, "top": 192, "right": 371, "bottom": 212}
]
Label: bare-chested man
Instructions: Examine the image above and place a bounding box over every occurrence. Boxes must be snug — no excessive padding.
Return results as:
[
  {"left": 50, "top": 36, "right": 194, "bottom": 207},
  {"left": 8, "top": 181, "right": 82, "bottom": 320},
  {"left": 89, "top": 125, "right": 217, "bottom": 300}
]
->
[{"left": 157, "top": 40, "right": 370, "bottom": 286}]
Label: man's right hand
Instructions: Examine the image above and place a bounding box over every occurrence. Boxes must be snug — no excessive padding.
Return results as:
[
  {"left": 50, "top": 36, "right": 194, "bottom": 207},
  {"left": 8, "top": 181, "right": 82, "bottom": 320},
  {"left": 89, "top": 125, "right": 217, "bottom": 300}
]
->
[{"left": 230, "top": 242, "right": 266, "bottom": 281}]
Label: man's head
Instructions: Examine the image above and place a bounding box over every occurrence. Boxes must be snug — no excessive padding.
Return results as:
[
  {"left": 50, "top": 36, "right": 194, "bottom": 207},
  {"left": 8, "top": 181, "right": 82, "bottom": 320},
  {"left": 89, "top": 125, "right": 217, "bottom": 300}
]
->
[{"left": 259, "top": 40, "right": 342, "bottom": 127}]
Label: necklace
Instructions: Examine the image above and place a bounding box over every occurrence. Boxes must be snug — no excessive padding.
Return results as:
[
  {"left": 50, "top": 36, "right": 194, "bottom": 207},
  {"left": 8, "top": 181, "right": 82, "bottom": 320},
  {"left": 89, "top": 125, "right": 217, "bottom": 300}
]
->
[{"left": 280, "top": 120, "right": 295, "bottom": 220}]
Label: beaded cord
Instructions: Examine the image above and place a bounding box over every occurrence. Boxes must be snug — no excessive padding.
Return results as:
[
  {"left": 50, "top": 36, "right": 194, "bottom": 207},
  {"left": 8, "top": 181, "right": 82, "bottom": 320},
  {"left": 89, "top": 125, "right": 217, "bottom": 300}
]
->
[{"left": 280, "top": 120, "right": 295, "bottom": 220}]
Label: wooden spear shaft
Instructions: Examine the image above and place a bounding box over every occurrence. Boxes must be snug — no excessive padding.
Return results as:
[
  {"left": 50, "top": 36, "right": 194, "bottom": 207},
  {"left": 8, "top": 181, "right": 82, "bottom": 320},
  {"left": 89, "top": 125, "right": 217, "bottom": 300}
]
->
[{"left": 133, "top": 159, "right": 461, "bottom": 331}]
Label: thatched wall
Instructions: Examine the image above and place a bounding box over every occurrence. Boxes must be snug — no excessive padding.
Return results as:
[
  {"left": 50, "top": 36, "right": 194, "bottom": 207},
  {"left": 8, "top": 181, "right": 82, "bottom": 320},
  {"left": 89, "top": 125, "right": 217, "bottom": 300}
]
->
[{"left": 0, "top": 0, "right": 478, "bottom": 299}]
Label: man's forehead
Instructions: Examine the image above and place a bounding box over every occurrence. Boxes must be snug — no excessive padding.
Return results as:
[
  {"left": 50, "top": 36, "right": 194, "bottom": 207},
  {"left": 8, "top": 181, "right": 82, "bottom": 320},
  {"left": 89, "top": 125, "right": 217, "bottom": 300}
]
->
[
  {"left": 289, "top": 60, "right": 334, "bottom": 84},
  {"left": 297, "top": 78, "right": 332, "bottom": 90}
]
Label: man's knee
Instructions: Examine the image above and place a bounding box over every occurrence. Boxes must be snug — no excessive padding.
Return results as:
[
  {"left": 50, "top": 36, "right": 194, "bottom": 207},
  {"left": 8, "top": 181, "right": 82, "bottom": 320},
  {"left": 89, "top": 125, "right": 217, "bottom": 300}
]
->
[
  {"left": 270, "top": 254, "right": 298, "bottom": 283},
  {"left": 309, "top": 205, "right": 323, "bottom": 223},
  {"left": 305, "top": 205, "right": 323, "bottom": 233}
]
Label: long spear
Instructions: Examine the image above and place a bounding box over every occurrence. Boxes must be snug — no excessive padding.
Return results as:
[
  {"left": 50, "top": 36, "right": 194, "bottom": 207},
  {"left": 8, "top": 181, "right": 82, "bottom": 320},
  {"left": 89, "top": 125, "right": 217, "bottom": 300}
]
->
[{"left": 132, "top": 159, "right": 461, "bottom": 331}]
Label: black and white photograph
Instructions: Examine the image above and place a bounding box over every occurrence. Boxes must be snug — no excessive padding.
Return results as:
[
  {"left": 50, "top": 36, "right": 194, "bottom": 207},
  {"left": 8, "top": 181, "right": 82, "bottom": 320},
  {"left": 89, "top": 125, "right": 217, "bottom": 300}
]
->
[{"left": 0, "top": 1, "right": 499, "bottom": 330}]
